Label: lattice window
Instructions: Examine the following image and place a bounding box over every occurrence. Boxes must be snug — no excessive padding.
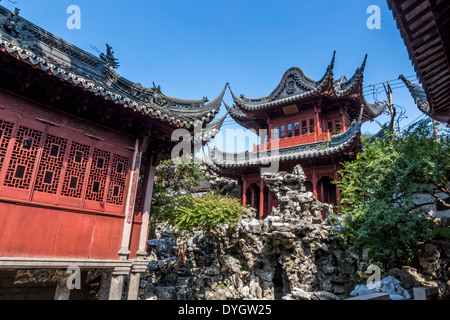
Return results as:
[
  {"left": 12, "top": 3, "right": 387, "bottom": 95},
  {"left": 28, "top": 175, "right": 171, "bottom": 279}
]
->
[
  {"left": 34, "top": 134, "right": 68, "bottom": 194},
  {"left": 0, "top": 119, "right": 14, "bottom": 172},
  {"left": 3, "top": 126, "right": 43, "bottom": 189},
  {"left": 85, "top": 148, "right": 111, "bottom": 202},
  {"left": 106, "top": 154, "right": 130, "bottom": 205},
  {"left": 61, "top": 142, "right": 91, "bottom": 198}
]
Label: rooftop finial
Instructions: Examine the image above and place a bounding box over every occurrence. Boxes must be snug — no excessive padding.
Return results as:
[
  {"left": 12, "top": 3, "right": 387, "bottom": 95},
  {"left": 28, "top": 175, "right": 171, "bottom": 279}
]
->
[
  {"left": 361, "top": 54, "right": 368, "bottom": 71},
  {"left": 0, "top": 6, "right": 22, "bottom": 36},
  {"left": 99, "top": 43, "right": 119, "bottom": 69},
  {"left": 330, "top": 50, "right": 336, "bottom": 69}
]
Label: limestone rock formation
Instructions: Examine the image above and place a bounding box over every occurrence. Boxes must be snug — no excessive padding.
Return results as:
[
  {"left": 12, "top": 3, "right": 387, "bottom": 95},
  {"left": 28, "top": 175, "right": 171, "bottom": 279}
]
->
[
  {"left": 205, "top": 166, "right": 240, "bottom": 198},
  {"left": 350, "top": 276, "right": 411, "bottom": 300},
  {"left": 140, "top": 165, "right": 359, "bottom": 300}
]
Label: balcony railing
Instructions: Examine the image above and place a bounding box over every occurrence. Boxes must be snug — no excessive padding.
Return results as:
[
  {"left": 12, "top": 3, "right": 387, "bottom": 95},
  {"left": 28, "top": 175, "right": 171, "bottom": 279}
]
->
[{"left": 253, "top": 131, "right": 333, "bottom": 152}]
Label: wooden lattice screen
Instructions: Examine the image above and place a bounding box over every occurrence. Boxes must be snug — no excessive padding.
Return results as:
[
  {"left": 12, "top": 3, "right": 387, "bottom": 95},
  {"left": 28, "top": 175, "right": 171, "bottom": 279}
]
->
[{"left": 0, "top": 115, "right": 133, "bottom": 215}]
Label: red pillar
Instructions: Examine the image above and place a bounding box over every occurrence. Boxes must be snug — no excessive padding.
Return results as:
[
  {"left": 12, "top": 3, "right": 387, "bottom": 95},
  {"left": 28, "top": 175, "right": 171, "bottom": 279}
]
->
[
  {"left": 320, "top": 176, "right": 325, "bottom": 203},
  {"left": 251, "top": 184, "right": 255, "bottom": 208},
  {"left": 334, "top": 163, "right": 341, "bottom": 206},
  {"left": 242, "top": 176, "right": 247, "bottom": 206},
  {"left": 268, "top": 191, "right": 273, "bottom": 217},
  {"left": 259, "top": 179, "right": 264, "bottom": 219},
  {"left": 314, "top": 106, "right": 321, "bottom": 142},
  {"left": 340, "top": 108, "right": 347, "bottom": 132},
  {"left": 312, "top": 166, "right": 318, "bottom": 200}
]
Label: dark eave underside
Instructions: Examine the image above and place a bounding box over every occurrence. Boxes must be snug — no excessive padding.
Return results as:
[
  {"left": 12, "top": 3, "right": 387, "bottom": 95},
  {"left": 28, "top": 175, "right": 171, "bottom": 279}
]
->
[{"left": 387, "top": 0, "right": 450, "bottom": 125}]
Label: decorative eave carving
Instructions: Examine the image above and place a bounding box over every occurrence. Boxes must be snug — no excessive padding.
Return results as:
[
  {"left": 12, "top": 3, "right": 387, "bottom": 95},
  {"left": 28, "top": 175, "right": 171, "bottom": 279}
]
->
[{"left": 399, "top": 74, "right": 432, "bottom": 116}]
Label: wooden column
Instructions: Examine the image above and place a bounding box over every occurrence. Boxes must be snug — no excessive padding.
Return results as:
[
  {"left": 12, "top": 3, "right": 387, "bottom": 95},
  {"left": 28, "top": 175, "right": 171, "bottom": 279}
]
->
[
  {"left": 118, "top": 138, "right": 141, "bottom": 260},
  {"left": 242, "top": 175, "right": 247, "bottom": 206},
  {"left": 251, "top": 184, "right": 256, "bottom": 208},
  {"left": 334, "top": 163, "right": 341, "bottom": 206},
  {"left": 312, "top": 166, "right": 318, "bottom": 200},
  {"left": 259, "top": 179, "right": 264, "bottom": 219},
  {"left": 136, "top": 156, "right": 157, "bottom": 258},
  {"left": 128, "top": 153, "right": 158, "bottom": 300},
  {"left": 314, "top": 105, "right": 322, "bottom": 142},
  {"left": 238, "top": 178, "right": 242, "bottom": 200},
  {"left": 268, "top": 122, "right": 272, "bottom": 149},
  {"left": 340, "top": 107, "right": 347, "bottom": 132},
  {"left": 320, "top": 176, "right": 325, "bottom": 203}
]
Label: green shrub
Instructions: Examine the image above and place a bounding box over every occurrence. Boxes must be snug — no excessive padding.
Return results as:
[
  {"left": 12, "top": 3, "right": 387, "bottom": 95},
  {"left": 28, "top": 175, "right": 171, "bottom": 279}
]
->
[
  {"left": 150, "top": 156, "right": 208, "bottom": 237},
  {"left": 335, "top": 119, "right": 449, "bottom": 269},
  {"left": 171, "top": 192, "right": 244, "bottom": 237}
]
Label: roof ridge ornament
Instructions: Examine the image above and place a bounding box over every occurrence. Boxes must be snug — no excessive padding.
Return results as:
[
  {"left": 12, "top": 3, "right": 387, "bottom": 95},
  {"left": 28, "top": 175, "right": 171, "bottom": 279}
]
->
[
  {"left": 399, "top": 74, "right": 431, "bottom": 115},
  {"left": 0, "top": 7, "right": 21, "bottom": 37},
  {"left": 361, "top": 54, "right": 368, "bottom": 72},
  {"left": 150, "top": 82, "right": 166, "bottom": 106},
  {"left": 99, "top": 43, "right": 120, "bottom": 69},
  {"left": 329, "top": 50, "right": 336, "bottom": 71}
]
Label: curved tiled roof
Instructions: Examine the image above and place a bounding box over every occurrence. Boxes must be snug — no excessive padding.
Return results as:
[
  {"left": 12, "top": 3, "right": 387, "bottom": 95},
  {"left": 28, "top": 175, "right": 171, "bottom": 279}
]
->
[
  {"left": 223, "top": 100, "right": 265, "bottom": 131},
  {"left": 207, "top": 106, "right": 364, "bottom": 169},
  {"left": 227, "top": 52, "right": 385, "bottom": 125},
  {"left": 0, "top": 5, "right": 226, "bottom": 129},
  {"left": 199, "top": 112, "right": 229, "bottom": 142},
  {"left": 229, "top": 51, "right": 335, "bottom": 111}
]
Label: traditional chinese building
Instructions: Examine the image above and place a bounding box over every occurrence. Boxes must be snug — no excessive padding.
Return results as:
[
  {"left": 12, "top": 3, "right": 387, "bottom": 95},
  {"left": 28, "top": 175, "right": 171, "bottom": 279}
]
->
[
  {"left": 0, "top": 6, "right": 226, "bottom": 299},
  {"left": 207, "top": 52, "right": 386, "bottom": 218},
  {"left": 388, "top": 0, "right": 450, "bottom": 126}
]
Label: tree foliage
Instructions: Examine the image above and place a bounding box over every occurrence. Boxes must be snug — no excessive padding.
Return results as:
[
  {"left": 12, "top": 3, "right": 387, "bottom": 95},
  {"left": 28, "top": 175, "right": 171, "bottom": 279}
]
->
[
  {"left": 171, "top": 192, "right": 244, "bottom": 237},
  {"left": 334, "top": 119, "right": 450, "bottom": 269},
  {"left": 150, "top": 156, "right": 208, "bottom": 237},
  {"left": 150, "top": 156, "right": 244, "bottom": 238}
]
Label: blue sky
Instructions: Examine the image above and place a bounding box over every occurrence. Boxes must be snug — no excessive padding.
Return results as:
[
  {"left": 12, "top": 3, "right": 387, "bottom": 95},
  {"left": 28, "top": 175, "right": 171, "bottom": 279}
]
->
[{"left": 1, "top": 0, "right": 425, "bottom": 152}]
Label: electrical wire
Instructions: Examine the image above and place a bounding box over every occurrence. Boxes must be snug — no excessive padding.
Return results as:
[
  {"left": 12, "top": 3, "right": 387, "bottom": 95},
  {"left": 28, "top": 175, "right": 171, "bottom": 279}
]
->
[{"left": 399, "top": 113, "right": 427, "bottom": 133}]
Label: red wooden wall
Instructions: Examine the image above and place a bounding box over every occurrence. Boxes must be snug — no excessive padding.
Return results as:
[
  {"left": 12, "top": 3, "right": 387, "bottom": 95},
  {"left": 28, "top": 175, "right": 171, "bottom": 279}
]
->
[
  {"left": 0, "top": 91, "right": 143, "bottom": 260},
  {"left": 254, "top": 106, "right": 351, "bottom": 151}
]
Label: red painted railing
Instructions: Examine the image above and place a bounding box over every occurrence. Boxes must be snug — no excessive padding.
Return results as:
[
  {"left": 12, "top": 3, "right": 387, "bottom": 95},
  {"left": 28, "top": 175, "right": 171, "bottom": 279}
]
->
[{"left": 253, "top": 131, "right": 333, "bottom": 152}]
